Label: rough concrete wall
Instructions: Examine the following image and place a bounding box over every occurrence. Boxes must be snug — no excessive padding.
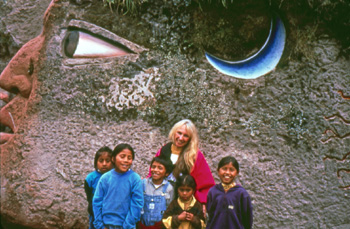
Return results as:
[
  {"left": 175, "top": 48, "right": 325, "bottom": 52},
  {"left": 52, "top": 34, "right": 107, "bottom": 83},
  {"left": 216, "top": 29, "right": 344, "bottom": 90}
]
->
[
  {"left": 0, "top": 0, "right": 51, "bottom": 68},
  {"left": 0, "top": 0, "right": 349, "bottom": 228}
]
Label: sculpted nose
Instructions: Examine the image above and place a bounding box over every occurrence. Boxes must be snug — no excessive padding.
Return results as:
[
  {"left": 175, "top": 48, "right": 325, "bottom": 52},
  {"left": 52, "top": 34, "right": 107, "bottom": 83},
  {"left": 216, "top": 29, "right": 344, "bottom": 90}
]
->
[
  {"left": 0, "top": 58, "right": 33, "bottom": 98},
  {"left": 0, "top": 36, "right": 44, "bottom": 98}
]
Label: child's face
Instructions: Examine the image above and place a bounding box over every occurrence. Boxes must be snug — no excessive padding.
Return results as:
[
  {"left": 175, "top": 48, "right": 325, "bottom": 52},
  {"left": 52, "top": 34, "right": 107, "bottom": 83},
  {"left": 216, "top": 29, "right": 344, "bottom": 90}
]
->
[
  {"left": 178, "top": 185, "right": 194, "bottom": 202},
  {"left": 97, "top": 152, "right": 113, "bottom": 173},
  {"left": 113, "top": 149, "right": 133, "bottom": 173},
  {"left": 218, "top": 162, "right": 238, "bottom": 185},
  {"left": 151, "top": 161, "right": 168, "bottom": 184}
]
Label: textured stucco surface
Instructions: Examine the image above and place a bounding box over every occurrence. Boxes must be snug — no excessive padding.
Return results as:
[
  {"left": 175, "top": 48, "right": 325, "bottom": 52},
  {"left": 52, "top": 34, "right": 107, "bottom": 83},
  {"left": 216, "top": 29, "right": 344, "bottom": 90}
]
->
[{"left": 0, "top": 0, "right": 349, "bottom": 228}]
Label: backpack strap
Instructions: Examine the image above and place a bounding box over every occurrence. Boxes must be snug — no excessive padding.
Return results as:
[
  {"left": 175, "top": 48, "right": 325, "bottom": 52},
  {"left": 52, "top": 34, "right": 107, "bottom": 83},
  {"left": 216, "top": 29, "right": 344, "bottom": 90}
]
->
[{"left": 162, "top": 181, "right": 169, "bottom": 194}]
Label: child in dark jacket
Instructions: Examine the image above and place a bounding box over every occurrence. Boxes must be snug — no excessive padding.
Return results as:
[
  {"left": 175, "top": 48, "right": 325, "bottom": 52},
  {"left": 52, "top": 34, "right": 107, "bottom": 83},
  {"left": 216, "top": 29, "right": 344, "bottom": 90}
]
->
[
  {"left": 162, "top": 174, "right": 205, "bottom": 229},
  {"left": 84, "top": 146, "right": 114, "bottom": 229},
  {"left": 206, "top": 156, "right": 253, "bottom": 229}
]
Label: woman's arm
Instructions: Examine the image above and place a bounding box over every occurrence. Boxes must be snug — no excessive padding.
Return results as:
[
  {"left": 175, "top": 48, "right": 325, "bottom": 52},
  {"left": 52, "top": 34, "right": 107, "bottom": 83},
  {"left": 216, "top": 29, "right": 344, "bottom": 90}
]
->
[
  {"left": 191, "top": 151, "right": 215, "bottom": 203},
  {"left": 206, "top": 188, "right": 214, "bottom": 228}
]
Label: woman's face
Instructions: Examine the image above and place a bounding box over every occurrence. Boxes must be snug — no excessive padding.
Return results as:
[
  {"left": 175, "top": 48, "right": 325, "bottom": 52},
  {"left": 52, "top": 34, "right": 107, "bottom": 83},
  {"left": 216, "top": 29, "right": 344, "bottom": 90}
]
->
[{"left": 174, "top": 125, "right": 190, "bottom": 148}]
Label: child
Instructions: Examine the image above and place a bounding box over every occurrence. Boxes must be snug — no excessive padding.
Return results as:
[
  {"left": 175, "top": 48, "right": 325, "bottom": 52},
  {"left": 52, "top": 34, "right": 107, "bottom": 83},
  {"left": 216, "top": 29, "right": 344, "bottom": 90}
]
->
[
  {"left": 93, "top": 143, "right": 143, "bottom": 229},
  {"left": 162, "top": 175, "right": 205, "bottom": 229},
  {"left": 84, "top": 146, "right": 114, "bottom": 229},
  {"left": 139, "top": 157, "right": 175, "bottom": 229},
  {"left": 206, "top": 156, "right": 253, "bottom": 229}
]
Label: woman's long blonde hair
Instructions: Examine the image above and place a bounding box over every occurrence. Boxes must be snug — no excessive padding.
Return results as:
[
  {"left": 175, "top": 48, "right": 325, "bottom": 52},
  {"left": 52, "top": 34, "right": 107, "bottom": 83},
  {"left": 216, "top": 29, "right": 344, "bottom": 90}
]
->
[{"left": 168, "top": 119, "right": 199, "bottom": 178}]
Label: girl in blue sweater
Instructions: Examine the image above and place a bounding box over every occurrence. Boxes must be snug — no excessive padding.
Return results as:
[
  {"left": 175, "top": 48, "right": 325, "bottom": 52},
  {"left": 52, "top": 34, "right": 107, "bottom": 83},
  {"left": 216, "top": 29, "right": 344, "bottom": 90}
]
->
[
  {"left": 85, "top": 146, "right": 114, "bottom": 229},
  {"left": 93, "top": 143, "right": 143, "bottom": 229},
  {"left": 206, "top": 156, "right": 253, "bottom": 229}
]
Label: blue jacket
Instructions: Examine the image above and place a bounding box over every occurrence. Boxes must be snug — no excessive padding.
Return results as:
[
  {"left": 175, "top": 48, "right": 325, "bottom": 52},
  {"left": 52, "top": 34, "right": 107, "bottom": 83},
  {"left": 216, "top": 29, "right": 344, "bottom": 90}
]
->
[
  {"left": 85, "top": 170, "right": 103, "bottom": 216},
  {"left": 93, "top": 169, "right": 143, "bottom": 229},
  {"left": 206, "top": 184, "right": 253, "bottom": 229}
]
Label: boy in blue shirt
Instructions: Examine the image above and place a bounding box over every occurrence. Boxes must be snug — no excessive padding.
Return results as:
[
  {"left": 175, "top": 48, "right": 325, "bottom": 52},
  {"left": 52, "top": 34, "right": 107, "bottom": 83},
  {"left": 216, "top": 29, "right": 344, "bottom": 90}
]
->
[{"left": 93, "top": 144, "right": 143, "bottom": 229}]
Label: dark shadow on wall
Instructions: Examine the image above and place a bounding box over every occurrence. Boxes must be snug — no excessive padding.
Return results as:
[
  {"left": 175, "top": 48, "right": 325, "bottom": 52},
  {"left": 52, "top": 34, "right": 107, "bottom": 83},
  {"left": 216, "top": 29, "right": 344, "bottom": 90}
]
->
[{"left": 0, "top": 215, "right": 35, "bottom": 229}]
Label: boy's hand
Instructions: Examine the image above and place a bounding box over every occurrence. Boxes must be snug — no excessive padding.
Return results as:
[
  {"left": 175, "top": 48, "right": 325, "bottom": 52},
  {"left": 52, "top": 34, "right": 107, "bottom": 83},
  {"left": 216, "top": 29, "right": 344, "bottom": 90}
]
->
[
  {"left": 178, "top": 211, "right": 187, "bottom": 221},
  {"left": 185, "top": 212, "right": 194, "bottom": 222}
]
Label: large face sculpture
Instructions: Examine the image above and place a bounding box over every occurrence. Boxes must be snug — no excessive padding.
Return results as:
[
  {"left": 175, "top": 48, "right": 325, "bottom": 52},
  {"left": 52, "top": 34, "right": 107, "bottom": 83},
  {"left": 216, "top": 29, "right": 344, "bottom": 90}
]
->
[{"left": 1, "top": 0, "right": 350, "bottom": 227}]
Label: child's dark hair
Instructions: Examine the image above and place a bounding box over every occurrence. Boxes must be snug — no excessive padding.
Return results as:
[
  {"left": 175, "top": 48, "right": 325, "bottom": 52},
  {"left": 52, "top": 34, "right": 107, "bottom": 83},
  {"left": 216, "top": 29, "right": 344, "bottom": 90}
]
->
[
  {"left": 112, "top": 143, "right": 135, "bottom": 159},
  {"left": 176, "top": 174, "right": 196, "bottom": 191},
  {"left": 151, "top": 157, "right": 174, "bottom": 175},
  {"left": 94, "top": 146, "right": 113, "bottom": 170},
  {"left": 218, "top": 156, "right": 240, "bottom": 173}
]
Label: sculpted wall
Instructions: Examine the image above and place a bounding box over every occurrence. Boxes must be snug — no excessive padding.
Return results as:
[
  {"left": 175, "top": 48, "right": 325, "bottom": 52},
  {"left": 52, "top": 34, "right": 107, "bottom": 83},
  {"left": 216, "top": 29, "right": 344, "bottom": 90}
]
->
[{"left": 0, "top": 0, "right": 349, "bottom": 228}]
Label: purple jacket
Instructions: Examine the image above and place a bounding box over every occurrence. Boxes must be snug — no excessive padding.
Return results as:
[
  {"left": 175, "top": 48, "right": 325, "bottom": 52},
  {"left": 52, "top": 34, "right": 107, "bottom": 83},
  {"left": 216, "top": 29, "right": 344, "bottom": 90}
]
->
[{"left": 206, "top": 184, "right": 253, "bottom": 229}]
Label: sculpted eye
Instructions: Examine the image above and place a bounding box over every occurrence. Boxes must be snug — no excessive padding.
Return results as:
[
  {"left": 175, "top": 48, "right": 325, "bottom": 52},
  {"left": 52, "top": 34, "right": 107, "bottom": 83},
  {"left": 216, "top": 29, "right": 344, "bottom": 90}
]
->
[
  {"left": 63, "top": 30, "right": 134, "bottom": 58},
  {"left": 205, "top": 12, "right": 286, "bottom": 79},
  {"left": 62, "top": 19, "right": 146, "bottom": 60}
]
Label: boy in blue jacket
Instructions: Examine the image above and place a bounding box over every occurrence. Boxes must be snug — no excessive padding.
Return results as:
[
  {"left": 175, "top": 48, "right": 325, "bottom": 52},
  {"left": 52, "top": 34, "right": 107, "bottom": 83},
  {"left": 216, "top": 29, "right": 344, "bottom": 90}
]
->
[{"left": 93, "top": 143, "right": 143, "bottom": 229}]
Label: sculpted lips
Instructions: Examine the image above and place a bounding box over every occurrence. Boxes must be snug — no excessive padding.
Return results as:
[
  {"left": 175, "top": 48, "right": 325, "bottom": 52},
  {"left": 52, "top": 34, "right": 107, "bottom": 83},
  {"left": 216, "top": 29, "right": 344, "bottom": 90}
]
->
[{"left": 0, "top": 90, "right": 15, "bottom": 144}]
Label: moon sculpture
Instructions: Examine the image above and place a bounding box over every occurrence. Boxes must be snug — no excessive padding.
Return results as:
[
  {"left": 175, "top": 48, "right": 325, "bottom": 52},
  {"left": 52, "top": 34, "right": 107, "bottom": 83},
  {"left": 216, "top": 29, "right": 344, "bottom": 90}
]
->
[{"left": 205, "top": 12, "right": 286, "bottom": 79}]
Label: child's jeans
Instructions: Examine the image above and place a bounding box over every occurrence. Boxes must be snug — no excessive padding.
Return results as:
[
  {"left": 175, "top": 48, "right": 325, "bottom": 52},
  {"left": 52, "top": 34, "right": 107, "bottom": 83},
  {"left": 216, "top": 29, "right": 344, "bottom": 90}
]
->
[
  {"left": 141, "top": 194, "right": 167, "bottom": 226},
  {"left": 141, "top": 181, "right": 169, "bottom": 226}
]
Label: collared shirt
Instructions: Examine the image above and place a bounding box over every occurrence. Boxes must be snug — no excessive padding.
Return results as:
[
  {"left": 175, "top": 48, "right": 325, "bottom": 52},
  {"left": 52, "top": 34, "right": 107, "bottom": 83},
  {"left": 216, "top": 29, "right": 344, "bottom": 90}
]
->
[{"left": 144, "top": 178, "right": 174, "bottom": 207}]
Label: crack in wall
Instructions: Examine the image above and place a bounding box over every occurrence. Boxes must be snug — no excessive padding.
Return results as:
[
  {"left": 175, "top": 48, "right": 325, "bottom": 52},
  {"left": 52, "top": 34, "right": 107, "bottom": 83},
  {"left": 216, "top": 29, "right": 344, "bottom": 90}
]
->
[{"left": 322, "top": 90, "right": 350, "bottom": 189}]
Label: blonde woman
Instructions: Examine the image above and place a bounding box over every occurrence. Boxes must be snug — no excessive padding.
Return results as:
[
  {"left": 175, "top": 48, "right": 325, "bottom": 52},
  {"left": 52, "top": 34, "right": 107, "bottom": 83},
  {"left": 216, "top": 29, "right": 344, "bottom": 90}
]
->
[{"left": 149, "top": 119, "right": 215, "bottom": 214}]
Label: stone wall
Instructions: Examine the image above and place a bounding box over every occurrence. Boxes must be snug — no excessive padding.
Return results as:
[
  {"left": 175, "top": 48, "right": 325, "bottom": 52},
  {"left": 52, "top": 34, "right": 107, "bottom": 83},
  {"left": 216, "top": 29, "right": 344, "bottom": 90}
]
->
[{"left": 0, "top": 0, "right": 349, "bottom": 228}]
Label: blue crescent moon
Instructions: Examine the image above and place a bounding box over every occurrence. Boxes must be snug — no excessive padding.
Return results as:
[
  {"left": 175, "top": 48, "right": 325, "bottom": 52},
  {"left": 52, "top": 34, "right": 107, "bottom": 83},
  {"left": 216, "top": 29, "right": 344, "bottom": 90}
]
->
[{"left": 205, "top": 13, "right": 286, "bottom": 79}]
